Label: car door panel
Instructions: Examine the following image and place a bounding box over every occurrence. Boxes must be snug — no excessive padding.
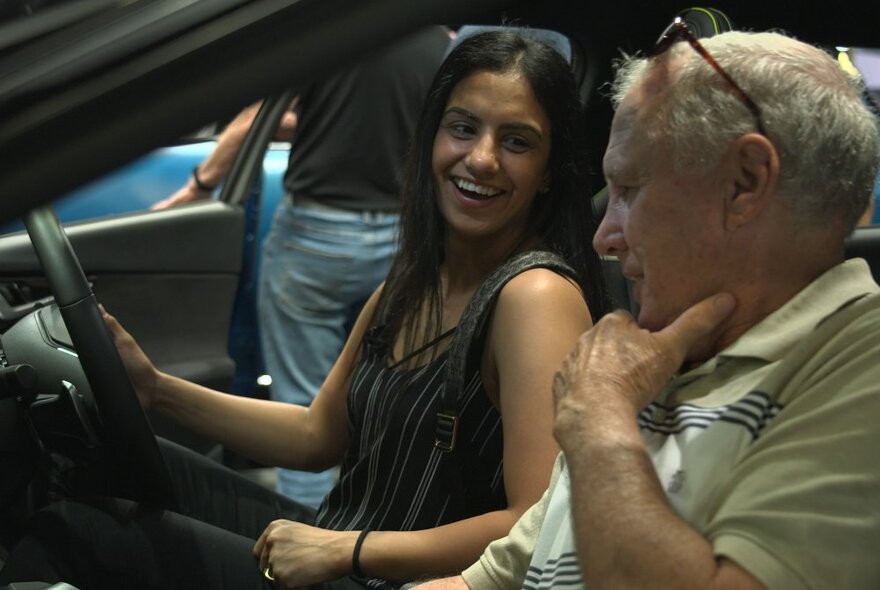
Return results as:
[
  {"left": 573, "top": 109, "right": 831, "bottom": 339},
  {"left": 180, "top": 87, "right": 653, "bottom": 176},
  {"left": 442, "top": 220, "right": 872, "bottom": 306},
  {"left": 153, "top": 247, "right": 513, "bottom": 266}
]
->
[{"left": 0, "top": 200, "right": 244, "bottom": 401}]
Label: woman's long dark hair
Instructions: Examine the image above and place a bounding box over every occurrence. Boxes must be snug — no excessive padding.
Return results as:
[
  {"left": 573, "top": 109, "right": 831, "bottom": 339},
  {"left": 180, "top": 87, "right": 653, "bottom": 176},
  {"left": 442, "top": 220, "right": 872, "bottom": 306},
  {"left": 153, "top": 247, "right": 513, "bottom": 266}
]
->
[{"left": 374, "top": 29, "right": 609, "bottom": 355}]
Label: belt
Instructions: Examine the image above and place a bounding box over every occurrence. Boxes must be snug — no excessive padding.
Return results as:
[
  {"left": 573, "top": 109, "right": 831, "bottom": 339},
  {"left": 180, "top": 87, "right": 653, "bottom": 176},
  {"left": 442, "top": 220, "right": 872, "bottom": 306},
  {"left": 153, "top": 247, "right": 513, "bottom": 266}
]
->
[
  {"left": 286, "top": 193, "right": 397, "bottom": 215},
  {"left": 287, "top": 194, "right": 346, "bottom": 213}
]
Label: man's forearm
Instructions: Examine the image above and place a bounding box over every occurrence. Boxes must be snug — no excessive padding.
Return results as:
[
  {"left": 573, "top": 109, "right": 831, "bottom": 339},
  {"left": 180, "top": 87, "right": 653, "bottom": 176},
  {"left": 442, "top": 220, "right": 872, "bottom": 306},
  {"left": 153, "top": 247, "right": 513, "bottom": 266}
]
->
[
  {"left": 194, "top": 102, "right": 262, "bottom": 187},
  {"left": 560, "top": 400, "right": 750, "bottom": 590}
]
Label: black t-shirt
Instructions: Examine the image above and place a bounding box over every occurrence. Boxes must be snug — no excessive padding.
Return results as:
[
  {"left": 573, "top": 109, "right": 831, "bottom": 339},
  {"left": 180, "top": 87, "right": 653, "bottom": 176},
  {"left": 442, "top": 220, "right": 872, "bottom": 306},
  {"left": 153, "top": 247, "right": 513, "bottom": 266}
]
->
[{"left": 284, "top": 26, "right": 450, "bottom": 211}]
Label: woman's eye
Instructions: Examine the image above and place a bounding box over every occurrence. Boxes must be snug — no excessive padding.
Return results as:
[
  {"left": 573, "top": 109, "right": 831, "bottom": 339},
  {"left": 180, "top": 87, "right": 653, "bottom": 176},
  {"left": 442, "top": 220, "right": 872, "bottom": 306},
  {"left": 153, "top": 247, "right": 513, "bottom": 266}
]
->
[
  {"left": 447, "top": 122, "right": 475, "bottom": 138},
  {"left": 503, "top": 136, "right": 532, "bottom": 153}
]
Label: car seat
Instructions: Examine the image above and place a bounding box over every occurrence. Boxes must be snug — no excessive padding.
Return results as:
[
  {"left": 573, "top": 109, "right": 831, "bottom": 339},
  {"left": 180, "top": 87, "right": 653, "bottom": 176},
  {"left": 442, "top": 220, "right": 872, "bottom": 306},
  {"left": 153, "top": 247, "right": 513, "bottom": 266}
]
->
[{"left": 846, "top": 226, "right": 880, "bottom": 279}]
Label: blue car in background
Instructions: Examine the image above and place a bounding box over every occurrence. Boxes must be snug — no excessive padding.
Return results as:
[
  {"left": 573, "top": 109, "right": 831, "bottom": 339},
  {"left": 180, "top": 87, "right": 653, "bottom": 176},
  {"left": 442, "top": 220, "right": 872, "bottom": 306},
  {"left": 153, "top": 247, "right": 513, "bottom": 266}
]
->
[{"left": 0, "top": 139, "right": 290, "bottom": 400}]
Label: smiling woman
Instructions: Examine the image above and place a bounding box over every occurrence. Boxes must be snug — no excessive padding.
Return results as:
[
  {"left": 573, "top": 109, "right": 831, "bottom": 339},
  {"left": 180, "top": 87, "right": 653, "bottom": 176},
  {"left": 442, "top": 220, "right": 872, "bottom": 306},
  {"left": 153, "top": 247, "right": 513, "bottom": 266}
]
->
[
  {"left": 0, "top": 28, "right": 609, "bottom": 590},
  {"left": 432, "top": 70, "right": 552, "bottom": 245}
]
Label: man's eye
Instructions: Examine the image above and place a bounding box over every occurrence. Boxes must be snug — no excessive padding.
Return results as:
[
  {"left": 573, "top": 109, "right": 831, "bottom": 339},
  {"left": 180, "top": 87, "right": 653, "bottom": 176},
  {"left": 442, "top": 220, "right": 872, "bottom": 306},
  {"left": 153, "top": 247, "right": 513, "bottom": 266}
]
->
[{"left": 611, "top": 185, "right": 637, "bottom": 202}]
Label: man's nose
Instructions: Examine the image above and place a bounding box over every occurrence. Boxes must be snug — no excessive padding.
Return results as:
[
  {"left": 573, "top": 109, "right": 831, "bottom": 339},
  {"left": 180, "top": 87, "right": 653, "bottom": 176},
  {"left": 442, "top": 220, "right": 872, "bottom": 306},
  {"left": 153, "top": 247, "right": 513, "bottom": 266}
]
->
[{"left": 593, "top": 202, "right": 626, "bottom": 258}]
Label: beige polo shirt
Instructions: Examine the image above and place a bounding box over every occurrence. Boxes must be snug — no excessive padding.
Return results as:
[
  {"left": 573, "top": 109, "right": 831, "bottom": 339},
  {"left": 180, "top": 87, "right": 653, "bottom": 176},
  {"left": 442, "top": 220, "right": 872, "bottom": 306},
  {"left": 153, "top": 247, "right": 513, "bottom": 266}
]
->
[{"left": 463, "top": 259, "right": 880, "bottom": 589}]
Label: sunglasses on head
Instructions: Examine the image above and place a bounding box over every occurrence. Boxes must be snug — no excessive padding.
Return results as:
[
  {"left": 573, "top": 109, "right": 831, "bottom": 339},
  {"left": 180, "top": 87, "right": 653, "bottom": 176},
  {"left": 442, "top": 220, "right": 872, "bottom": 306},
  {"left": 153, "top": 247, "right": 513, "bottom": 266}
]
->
[{"left": 651, "top": 17, "right": 767, "bottom": 136}]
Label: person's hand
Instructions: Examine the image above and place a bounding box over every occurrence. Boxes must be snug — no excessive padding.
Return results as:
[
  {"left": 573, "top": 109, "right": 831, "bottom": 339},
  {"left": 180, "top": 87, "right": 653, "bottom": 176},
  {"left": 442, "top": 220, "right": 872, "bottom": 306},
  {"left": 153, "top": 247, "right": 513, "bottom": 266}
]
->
[
  {"left": 151, "top": 183, "right": 207, "bottom": 211},
  {"left": 254, "top": 520, "right": 358, "bottom": 589},
  {"left": 553, "top": 293, "right": 736, "bottom": 443},
  {"left": 99, "top": 305, "right": 161, "bottom": 409},
  {"left": 274, "top": 109, "right": 298, "bottom": 142},
  {"left": 273, "top": 96, "right": 300, "bottom": 141}
]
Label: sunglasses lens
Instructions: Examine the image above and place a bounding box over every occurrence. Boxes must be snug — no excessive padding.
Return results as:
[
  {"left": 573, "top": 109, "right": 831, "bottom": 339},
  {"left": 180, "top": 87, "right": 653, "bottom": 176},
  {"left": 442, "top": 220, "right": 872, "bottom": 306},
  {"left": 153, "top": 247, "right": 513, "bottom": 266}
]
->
[{"left": 652, "top": 24, "right": 678, "bottom": 55}]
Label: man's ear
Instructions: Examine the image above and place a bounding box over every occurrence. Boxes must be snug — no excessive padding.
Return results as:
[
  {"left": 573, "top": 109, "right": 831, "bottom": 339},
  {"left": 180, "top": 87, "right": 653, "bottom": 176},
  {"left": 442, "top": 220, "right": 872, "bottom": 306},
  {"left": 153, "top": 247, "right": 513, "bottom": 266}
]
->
[{"left": 723, "top": 133, "right": 779, "bottom": 231}]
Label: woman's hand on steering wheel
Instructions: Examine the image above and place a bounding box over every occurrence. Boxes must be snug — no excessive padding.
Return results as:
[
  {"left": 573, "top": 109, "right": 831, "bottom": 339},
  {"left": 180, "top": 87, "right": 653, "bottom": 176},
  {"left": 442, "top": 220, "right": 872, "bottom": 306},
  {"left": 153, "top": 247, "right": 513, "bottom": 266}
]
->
[{"left": 100, "top": 305, "right": 161, "bottom": 411}]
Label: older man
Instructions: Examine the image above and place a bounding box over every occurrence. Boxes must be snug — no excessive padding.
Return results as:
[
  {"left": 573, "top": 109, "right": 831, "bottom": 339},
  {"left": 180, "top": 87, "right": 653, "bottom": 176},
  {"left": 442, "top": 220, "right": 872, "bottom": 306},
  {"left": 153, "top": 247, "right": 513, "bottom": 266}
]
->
[{"left": 416, "top": 26, "right": 880, "bottom": 590}]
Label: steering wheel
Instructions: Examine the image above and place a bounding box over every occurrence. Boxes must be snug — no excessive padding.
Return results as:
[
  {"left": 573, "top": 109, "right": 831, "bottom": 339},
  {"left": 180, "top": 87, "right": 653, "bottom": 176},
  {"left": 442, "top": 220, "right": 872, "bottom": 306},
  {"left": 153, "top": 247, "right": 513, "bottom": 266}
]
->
[{"left": 24, "top": 206, "right": 176, "bottom": 508}]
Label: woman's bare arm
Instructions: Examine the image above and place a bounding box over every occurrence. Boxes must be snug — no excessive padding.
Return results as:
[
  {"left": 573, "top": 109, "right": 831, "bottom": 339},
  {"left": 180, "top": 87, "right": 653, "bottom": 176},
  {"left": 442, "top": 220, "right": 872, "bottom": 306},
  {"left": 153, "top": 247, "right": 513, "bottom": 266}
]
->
[{"left": 103, "top": 286, "right": 382, "bottom": 470}]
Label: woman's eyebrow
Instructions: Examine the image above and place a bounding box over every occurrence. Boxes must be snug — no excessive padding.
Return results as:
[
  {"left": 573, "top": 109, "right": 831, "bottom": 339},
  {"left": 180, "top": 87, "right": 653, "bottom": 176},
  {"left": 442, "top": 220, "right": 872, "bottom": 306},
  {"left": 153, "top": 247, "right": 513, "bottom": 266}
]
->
[
  {"left": 442, "top": 106, "right": 479, "bottom": 121},
  {"left": 500, "top": 121, "right": 542, "bottom": 138}
]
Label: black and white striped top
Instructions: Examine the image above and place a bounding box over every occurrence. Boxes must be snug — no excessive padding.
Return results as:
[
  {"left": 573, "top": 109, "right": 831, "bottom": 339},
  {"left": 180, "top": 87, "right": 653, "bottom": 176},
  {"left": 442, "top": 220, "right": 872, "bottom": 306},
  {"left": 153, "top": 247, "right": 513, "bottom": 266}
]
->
[{"left": 315, "top": 326, "right": 506, "bottom": 585}]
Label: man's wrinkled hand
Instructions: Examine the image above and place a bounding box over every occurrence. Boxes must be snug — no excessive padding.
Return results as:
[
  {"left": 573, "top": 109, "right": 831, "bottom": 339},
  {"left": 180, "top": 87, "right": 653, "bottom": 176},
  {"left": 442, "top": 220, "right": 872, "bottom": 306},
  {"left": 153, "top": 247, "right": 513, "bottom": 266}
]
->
[{"left": 553, "top": 293, "right": 736, "bottom": 435}]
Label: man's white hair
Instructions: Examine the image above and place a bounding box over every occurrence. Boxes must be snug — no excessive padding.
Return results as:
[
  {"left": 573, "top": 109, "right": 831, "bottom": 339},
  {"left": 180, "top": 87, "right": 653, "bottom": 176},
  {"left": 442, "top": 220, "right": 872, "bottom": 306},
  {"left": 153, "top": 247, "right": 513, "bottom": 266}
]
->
[{"left": 611, "top": 31, "right": 880, "bottom": 231}]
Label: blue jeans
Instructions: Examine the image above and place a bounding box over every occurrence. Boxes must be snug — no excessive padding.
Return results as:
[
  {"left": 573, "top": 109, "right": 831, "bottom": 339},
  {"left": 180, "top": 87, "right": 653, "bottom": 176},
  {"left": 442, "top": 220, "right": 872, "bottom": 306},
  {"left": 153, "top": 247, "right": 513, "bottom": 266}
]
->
[{"left": 257, "top": 197, "right": 399, "bottom": 508}]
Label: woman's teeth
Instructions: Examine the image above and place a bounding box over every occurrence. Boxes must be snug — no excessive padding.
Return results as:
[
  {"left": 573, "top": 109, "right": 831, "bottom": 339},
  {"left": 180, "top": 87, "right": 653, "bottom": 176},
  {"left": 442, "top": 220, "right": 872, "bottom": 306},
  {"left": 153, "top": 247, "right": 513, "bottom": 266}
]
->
[{"left": 454, "top": 178, "right": 501, "bottom": 199}]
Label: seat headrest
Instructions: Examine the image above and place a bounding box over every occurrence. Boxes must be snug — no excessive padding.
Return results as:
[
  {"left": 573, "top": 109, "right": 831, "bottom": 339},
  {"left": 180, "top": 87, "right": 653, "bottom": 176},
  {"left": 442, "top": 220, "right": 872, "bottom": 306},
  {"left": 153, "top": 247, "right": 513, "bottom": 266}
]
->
[
  {"left": 447, "top": 25, "right": 573, "bottom": 65},
  {"left": 675, "top": 7, "right": 735, "bottom": 37}
]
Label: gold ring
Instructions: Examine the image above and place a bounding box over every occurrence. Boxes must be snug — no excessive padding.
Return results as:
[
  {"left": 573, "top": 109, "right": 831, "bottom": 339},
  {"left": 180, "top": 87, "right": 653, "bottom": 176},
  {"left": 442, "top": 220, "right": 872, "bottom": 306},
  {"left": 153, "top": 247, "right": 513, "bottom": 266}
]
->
[{"left": 263, "top": 565, "right": 274, "bottom": 581}]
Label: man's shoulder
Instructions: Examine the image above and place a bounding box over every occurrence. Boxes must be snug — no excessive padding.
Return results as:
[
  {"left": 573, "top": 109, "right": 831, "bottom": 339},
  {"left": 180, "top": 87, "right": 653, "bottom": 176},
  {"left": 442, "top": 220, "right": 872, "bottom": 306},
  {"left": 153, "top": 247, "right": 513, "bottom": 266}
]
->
[{"left": 769, "top": 293, "right": 880, "bottom": 404}]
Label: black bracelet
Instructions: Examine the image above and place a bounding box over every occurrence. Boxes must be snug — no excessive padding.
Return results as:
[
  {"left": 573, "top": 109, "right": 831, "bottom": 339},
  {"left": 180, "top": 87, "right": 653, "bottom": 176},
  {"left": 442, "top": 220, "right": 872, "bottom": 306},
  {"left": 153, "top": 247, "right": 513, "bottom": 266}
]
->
[
  {"left": 192, "top": 165, "right": 218, "bottom": 192},
  {"left": 352, "top": 527, "right": 372, "bottom": 578}
]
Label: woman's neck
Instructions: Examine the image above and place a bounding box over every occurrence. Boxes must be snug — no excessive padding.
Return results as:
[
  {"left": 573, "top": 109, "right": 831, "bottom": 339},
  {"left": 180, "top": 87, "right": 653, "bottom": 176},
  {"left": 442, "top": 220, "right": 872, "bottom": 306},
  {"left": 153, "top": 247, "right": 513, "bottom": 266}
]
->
[{"left": 443, "top": 231, "right": 539, "bottom": 295}]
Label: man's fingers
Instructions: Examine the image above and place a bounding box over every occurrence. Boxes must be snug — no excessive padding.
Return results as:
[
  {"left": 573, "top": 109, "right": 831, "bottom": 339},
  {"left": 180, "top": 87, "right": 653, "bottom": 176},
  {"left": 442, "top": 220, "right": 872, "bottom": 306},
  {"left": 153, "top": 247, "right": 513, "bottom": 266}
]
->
[{"left": 657, "top": 293, "right": 736, "bottom": 358}]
